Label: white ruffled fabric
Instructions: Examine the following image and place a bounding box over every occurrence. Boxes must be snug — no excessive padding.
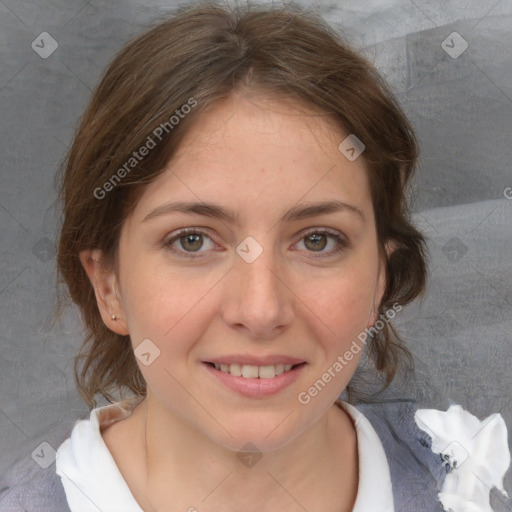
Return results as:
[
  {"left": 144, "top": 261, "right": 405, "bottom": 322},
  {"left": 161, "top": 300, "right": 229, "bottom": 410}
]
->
[{"left": 415, "top": 405, "right": 511, "bottom": 512}]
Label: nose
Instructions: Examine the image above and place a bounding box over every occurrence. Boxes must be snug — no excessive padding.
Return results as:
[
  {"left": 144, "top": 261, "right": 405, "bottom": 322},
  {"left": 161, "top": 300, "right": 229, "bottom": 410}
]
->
[{"left": 220, "top": 240, "right": 294, "bottom": 339}]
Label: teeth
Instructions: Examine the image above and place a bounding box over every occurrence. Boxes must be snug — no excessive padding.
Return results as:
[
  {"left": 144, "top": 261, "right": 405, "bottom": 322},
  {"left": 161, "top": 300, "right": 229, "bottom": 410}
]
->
[
  {"left": 229, "top": 363, "right": 242, "bottom": 377},
  {"left": 212, "top": 362, "right": 299, "bottom": 378},
  {"left": 242, "top": 365, "right": 259, "bottom": 378},
  {"left": 258, "top": 365, "right": 275, "bottom": 379}
]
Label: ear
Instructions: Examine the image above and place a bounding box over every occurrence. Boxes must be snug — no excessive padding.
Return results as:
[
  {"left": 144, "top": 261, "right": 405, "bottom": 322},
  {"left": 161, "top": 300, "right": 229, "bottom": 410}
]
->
[
  {"left": 79, "top": 249, "right": 129, "bottom": 336},
  {"left": 368, "top": 240, "right": 394, "bottom": 326}
]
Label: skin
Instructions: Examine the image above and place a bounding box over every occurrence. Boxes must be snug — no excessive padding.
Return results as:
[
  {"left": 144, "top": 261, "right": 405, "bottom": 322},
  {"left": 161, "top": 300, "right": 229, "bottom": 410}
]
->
[{"left": 81, "top": 89, "right": 389, "bottom": 512}]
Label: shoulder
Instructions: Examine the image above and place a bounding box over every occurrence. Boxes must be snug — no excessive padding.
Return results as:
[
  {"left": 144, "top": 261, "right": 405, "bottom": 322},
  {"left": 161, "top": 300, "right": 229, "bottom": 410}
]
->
[
  {"left": 0, "top": 444, "right": 71, "bottom": 512},
  {"left": 353, "top": 400, "right": 446, "bottom": 512},
  {"left": 0, "top": 397, "right": 134, "bottom": 512},
  {"left": 352, "top": 400, "right": 512, "bottom": 512}
]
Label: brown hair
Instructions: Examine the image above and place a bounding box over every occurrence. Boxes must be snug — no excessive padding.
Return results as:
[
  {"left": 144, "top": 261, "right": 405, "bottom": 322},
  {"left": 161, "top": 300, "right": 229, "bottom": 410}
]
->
[{"left": 56, "top": 1, "right": 428, "bottom": 409}]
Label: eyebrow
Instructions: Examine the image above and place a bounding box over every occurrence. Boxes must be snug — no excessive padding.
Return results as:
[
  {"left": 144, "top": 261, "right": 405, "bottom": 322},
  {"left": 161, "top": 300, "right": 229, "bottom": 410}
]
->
[{"left": 142, "top": 199, "right": 365, "bottom": 224}]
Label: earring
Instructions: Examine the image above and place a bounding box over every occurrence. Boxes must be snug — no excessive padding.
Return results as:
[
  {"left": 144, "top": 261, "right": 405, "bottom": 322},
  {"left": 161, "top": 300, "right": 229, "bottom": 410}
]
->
[{"left": 111, "top": 314, "right": 117, "bottom": 321}]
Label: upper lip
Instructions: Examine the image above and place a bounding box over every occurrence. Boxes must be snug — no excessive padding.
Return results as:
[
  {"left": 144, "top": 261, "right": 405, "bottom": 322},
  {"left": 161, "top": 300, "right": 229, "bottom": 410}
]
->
[{"left": 204, "top": 355, "right": 306, "bottom": 366}]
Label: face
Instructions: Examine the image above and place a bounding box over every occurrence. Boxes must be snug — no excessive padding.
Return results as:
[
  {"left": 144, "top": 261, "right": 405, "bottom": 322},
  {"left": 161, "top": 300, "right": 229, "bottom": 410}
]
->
[{"left": 83, "top": 90, "right": 386, "bottom": 452}]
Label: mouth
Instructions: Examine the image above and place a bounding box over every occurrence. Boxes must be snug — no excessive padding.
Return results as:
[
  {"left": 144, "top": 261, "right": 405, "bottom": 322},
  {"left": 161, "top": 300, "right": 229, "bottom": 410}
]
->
[
  {"left": 202, "top": 359, "right": 307, "bottom": 397},
  {"left": 204, "top": 361, "right": 306, "bottom": 379}
]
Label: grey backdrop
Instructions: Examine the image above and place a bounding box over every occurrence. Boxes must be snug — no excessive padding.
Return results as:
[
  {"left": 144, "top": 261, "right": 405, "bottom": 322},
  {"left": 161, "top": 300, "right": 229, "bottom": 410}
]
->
[{"left": 1, "top": 0, "right": 511, "bottom": 508}]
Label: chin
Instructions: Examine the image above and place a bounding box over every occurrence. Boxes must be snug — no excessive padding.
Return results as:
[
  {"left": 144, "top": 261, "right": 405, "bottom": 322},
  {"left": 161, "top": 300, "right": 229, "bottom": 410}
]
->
[{"left": 204, "top": 411, "right": 311, "bottom": 454}]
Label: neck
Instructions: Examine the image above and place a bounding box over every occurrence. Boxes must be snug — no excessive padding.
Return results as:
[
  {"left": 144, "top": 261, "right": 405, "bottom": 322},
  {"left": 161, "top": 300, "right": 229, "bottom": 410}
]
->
[{"left": 123, "top": 397, "right": 358, "bottom": 512}]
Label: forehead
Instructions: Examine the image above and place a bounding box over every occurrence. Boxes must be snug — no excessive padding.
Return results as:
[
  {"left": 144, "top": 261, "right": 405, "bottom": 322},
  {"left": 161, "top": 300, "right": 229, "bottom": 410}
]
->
[
  {"left": 174, "top": 91, "right": 355, "bottom": 163},
  {"left": 129, "top": 90, "right": 373, "bottom": 224}
]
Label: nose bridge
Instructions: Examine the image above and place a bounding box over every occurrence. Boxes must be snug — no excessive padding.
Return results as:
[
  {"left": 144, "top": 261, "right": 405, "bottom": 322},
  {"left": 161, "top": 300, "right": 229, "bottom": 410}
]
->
[
  {"left": 224, "top": 235, "right": 293, "bottom": 335},
  {"left": 238, "top": 237, "right": 281, "bottom": 305},
  {"left": 243, "top": 248, "right": 278, "bottom": 297}
]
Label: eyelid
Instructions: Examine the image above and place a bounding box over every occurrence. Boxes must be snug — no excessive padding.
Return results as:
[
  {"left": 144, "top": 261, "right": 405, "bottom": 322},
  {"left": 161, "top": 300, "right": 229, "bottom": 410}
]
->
[{"left": 299, "top": 226, "right": 343, "bottom": 239}]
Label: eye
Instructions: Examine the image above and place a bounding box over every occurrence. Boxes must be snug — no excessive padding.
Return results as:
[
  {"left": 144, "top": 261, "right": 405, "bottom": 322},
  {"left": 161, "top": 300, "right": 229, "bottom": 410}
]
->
[
  {"left": 162, "top": 227, "right": 349, "bottom": 259},
  {"left": 162, "top": 228, "right": 216, "bottom": 258},
  {"left": 295, "top": 228, "right": 349, "bottom": 257}
]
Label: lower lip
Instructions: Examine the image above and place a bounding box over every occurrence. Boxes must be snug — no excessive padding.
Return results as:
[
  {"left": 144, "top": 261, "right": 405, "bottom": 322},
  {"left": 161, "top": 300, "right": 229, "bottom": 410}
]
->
[{"left": 202, "top": 362, "right": 306, "bottom": 398}]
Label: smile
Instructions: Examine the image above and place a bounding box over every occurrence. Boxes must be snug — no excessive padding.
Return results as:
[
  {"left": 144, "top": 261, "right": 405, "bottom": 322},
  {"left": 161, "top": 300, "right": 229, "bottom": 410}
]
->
[
  {"left": 203, "top": 361, "right": 307, "bottom": 398},
  {"left": 206, "top": 362, "right": 304, "bottom": 379}
]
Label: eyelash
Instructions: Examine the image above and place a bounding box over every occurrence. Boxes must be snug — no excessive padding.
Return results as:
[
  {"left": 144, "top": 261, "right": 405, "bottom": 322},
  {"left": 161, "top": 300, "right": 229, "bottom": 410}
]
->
[{"left": 162, "top": 227, "right": 349, "bottom": 259}]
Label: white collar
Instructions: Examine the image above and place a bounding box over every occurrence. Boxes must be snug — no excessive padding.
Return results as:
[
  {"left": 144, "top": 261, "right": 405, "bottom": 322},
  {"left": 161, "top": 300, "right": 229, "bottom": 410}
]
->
[{"left": 337, "top": 401, "right": 394, "bottom": 512}]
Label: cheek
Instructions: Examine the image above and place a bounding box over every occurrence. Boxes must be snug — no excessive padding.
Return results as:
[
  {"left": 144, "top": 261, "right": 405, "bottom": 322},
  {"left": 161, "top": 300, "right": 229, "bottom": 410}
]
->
[
  {"left": 119, "top": 260, "right": 216, "bottom": 356},
  {"left": 119, "top": 269, "right": 206, "bottom": 398},
  {"left": 300, "top": 276, "right": 375, "bottom": 396},
  {"left": 305, "top": 264, "right": 377, "bottom": 330}
]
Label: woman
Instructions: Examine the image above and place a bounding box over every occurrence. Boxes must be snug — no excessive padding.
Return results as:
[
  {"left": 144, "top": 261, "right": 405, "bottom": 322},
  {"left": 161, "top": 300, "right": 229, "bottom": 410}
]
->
[{"left": 8, "top": 2, "right": 508, "bottom": 511}]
